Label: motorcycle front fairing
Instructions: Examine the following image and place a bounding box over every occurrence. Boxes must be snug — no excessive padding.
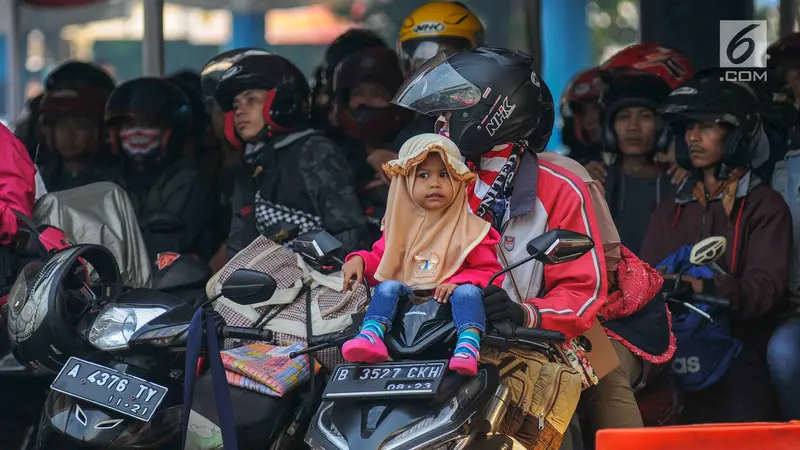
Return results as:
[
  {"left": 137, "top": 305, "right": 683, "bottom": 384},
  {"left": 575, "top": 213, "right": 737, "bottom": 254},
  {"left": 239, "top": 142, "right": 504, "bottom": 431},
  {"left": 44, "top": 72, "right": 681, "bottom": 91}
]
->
[
  {"left": 307, "top": 368, "right": 499, "bottom": 450},
  {"left": 307, "top": 298, "right": 498, "bottom": 450}
]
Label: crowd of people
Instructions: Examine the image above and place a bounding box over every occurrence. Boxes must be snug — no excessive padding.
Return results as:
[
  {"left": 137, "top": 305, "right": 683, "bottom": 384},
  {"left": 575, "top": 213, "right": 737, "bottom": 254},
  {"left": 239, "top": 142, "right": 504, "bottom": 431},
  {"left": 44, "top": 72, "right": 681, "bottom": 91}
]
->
[{"left": 3, "top": 1, "right": 800, "bottom": 448}]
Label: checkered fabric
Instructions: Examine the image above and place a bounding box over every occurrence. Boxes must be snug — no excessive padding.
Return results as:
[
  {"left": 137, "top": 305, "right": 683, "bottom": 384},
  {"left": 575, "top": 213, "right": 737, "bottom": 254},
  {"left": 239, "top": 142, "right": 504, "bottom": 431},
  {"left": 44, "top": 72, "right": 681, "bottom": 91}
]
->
[
  {"left": 254, "top": 190, "right": 322, "bottom": 246},
  {"left": 209, "top": 235, "right": 369, "bottom": 368}
]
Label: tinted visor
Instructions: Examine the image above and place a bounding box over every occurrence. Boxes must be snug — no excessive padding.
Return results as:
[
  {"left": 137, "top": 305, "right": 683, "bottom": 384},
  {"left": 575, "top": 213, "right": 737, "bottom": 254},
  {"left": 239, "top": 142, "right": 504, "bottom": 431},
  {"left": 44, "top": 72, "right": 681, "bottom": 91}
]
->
[{"left": 392, "top": 53, "right": 482, "bottom": 116}]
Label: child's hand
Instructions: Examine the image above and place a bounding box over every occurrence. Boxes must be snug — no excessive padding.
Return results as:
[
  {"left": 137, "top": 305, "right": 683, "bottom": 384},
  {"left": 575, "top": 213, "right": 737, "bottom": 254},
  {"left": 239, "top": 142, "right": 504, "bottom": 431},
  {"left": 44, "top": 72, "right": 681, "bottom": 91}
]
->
[
  {"left": 434, "top": 283, "right": 458, "bottom": 303},
  {"left": 341, "top": 256, "right": 365, "bottom": 291}
]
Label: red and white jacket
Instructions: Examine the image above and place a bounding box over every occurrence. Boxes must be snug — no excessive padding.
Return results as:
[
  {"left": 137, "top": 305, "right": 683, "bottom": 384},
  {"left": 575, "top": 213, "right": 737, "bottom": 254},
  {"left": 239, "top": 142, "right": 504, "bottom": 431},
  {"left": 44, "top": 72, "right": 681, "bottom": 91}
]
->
[{"left": 468, "top": 145, "right": 608, "bottom": 339}]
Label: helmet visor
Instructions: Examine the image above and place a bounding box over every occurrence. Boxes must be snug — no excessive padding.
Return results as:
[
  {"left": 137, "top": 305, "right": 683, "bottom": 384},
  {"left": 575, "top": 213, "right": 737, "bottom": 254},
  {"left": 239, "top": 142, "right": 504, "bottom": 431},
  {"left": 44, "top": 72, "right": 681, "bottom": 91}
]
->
[
  {"left": 392, "top": 52, "right": 482, "bottom": 116},
  {"left": 399, "top": 36, "right": 472, "bottom": 74}
]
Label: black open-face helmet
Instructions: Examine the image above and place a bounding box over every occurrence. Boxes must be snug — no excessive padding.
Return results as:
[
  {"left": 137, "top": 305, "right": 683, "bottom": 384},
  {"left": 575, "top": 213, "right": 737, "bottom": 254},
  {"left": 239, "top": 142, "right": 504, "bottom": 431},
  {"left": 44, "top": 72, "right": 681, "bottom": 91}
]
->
[
  {"left": 200, "top": 48, "right": 270, "bottom": 110},
  {"left": 392, "top": 46, "right": 547, "bottom": 157},
  {"left": 598, "top": 69, "right": 673, "bottom": 154},
  {"left": 105, "top": 77, "right": 193, "bottom": 164},
  {"left": 214, "top": 53, "right": 310, "bottom": 149},
  {"left": 659, "top": 70, "right": 761, "bottom": 176}
]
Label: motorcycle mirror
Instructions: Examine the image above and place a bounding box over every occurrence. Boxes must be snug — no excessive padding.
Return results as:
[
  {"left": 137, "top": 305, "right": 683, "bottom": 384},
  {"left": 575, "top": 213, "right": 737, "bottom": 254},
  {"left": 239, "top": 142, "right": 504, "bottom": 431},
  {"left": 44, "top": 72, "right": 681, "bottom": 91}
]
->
[
  {"left": 689, "top": 236, "right": 727, "bottom": 267},
  {"left": 293, "top": 230, "right": 344, "bottom": 265},
  {"left": 526, "top": 229, "right": 594, "bottom": 265},
  {"left": 220, "top": 269, "right": 277, "bottom": 305}
]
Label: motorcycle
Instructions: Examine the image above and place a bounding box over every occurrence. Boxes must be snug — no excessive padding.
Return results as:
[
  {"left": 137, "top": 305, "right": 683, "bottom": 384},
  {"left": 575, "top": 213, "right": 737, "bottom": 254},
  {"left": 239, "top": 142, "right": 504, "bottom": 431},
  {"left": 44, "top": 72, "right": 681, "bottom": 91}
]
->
[
  {"left": 301, "top": 228, "right": 595, "bottom": 450},
  {"left": 37, "top": 229, "right": 352, "bottom": 449},
  {"left": 184, "top": 229, "right": 363, "bottom": 450},
  {"left": 34, "top": 257, "right": 275, "bottom": 449}
]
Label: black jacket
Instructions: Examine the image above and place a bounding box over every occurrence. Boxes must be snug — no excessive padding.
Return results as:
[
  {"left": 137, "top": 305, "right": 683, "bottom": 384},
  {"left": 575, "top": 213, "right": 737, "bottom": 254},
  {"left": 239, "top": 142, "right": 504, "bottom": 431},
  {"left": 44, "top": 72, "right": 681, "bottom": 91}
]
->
[
  {"left": 227, "top": 129, "right": 370, "bottom": 258},
  {"left": 116, "top": 157, "right": 222, "bottom": 262}
]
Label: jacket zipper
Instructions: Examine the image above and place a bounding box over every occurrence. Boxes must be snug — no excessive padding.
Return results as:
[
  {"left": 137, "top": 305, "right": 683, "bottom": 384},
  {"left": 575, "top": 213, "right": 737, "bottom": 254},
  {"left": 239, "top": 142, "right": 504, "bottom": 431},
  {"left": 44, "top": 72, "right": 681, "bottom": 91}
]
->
[{"left": 534, "top": 366, "right": 565, "bottom": 431}]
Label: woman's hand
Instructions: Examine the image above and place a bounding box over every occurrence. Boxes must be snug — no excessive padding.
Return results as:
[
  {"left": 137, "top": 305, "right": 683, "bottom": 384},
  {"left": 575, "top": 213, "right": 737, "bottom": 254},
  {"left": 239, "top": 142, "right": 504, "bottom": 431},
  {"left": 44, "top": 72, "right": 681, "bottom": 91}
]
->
[
  {"left": 341, "top": 256, "right": 365, "bottom": 291},
  {"left": 584, "top": 160, "right": 607, "bottom": 183},
  {"left": 366, "top": 149, "right": 398, "bottom": 186},
  {"left": 434, "top": 283, "right": 458, "bottom": 303}
]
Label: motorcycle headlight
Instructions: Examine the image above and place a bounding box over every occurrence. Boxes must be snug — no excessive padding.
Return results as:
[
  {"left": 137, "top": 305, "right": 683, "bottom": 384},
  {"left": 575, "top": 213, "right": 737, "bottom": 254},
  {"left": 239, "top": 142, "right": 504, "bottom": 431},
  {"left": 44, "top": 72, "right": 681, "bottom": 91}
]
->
[
  {"left": 383, "top": 373, "right": 485, "bottom": 450},
  {"left": 309, "top": 402, "right": 347, "bottom": 450},
  {"left": 88, "top": 306, "right": 168, "bottom": 351}
]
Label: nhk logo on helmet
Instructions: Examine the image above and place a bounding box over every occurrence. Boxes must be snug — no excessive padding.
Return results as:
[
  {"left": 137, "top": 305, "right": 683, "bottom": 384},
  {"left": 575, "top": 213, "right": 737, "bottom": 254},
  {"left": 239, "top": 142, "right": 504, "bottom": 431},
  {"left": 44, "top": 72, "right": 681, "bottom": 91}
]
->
[
  {"left": 486, "top": 97, "right": 516, "bottom": 137},
  {"left": 413, "top": 21, "right": 446, "bottom": 34},
  {"left": 719, "top": 20, "right": 768, "bottom": 82}
]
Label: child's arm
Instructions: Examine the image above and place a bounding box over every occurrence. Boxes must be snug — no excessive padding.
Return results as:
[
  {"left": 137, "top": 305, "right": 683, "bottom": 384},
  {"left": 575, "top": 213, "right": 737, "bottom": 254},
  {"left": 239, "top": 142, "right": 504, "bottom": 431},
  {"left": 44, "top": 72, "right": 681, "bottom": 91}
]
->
[
  {"left": 345, "top": 234, "right": 386, "bottom": 285},
  {"left": 445, "top": 228, "right": 504, "bottom": 288}
]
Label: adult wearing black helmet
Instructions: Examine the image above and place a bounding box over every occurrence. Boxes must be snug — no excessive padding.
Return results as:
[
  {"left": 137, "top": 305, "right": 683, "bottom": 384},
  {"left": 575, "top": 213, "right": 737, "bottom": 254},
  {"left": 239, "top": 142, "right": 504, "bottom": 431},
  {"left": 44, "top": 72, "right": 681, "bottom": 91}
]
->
[
  {"left": 597, "top": 70, "right": 677, "bottom": 256},
  {"left": 215, "top": 53, "right": 369, "bottom": 255},
  {"left": 106, "top": 77, "right": 221, "bottom": 263},
  {"left": 642, "top": 72, "right": 789, "bottom": 424},
  {"left": 330, "top": 45, "right": 413, "bottom": 238},
  {"left": 38, "top": 60, "right": 116, "bottom": 192},
  {"left": 394, "top": 47, "right": 628, "bottom": 447},
  {"left": 311, "top": 29, "right": 387, "bottom": 130}
]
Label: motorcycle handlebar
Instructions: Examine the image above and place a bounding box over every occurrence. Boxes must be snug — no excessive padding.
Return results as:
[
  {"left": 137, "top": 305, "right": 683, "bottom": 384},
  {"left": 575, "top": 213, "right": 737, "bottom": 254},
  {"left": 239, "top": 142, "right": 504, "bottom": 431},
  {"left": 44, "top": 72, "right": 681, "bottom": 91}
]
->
[
  {"left": 490, "top": 321, "right": 566, "bottom": 344},
  {"left": 690, "top": 293, "right": 731, "bottom": 308},
  {"left": 221, "top": 326, "right": 273, "bottom": 342}
]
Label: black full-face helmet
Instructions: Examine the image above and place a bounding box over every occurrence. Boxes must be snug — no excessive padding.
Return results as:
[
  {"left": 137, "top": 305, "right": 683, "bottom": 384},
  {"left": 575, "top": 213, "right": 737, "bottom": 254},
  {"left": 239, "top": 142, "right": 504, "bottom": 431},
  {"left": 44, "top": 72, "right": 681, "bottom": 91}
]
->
[{"left": 392, "top": 46, "right": 547, "bottom": 157}]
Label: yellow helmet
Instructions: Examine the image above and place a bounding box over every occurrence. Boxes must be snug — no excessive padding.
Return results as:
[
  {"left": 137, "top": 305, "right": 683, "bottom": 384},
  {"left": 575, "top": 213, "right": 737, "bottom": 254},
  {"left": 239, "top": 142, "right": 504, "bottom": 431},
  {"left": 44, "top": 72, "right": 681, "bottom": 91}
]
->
[{"left": 397, "top": 1, "right": 485, "bottom": 74}]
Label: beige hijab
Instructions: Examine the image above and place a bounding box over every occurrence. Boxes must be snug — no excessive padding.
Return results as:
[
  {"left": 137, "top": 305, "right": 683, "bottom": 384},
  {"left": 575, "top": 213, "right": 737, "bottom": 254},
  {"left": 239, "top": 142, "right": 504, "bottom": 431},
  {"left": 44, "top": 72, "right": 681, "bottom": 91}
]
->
[{"left": 375, "top": 134, "right": 491, "bottom": 291}]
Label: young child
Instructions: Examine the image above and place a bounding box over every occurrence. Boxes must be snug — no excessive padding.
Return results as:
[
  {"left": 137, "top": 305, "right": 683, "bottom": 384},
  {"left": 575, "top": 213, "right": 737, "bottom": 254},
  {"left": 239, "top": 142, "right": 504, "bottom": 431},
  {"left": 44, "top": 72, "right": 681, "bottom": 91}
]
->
[{"left": 341, "top": 133, "right": 503, "bottom": 376}]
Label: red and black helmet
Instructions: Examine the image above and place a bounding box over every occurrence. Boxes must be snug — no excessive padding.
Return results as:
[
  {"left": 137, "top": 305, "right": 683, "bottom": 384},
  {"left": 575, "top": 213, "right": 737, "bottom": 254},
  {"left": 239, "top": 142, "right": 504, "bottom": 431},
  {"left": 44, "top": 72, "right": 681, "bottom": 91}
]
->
[
  {"left": 560, "top": 66, "right": 603, "bottom": 148},
  {"left": 600, "top": 43, "right": 695, "bottom": 89},
  {"left": 214, "top": 53, "right": 310, "bottom": 149}
]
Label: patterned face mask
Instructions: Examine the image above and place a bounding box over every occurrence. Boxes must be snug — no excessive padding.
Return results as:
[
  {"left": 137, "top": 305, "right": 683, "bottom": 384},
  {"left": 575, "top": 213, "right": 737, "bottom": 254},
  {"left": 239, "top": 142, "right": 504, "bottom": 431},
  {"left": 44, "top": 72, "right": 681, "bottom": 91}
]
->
[{"left": 120, "top": 126, "right": 162, "bottom": 158}]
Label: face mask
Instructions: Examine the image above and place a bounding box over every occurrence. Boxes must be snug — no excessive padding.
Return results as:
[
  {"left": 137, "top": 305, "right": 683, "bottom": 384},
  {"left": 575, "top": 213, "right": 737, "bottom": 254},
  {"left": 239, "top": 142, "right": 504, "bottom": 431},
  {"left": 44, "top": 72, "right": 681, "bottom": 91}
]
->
[{"left": 120, "top": 126, "right": 162, "bottom": 158}]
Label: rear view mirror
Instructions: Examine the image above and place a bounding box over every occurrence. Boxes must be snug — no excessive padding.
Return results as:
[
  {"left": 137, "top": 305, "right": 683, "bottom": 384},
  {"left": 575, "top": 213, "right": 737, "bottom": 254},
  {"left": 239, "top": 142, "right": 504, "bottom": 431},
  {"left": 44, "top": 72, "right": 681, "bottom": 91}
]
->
[
  {"left": 221, "top": 269, "right": 277, "bottom": 305},
  {"left": 689, "top": 236, "right": 727, "bottom": 266},
  {"left": 526, "top": 229, "right": 594, "bottom": 265},
  {"left": 293, "top": 230, "right": 344, "bottom": 266}
]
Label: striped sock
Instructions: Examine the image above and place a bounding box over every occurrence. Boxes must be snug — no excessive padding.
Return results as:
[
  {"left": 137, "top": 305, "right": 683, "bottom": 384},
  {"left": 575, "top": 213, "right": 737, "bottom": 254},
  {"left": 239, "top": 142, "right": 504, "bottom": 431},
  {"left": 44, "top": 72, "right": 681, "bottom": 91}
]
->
[
  {"left": 453, "top": 329, "right": 480, "bottom": 359},
  {"left": 355, "top": 320, "right": 385, "bottom": 344}
]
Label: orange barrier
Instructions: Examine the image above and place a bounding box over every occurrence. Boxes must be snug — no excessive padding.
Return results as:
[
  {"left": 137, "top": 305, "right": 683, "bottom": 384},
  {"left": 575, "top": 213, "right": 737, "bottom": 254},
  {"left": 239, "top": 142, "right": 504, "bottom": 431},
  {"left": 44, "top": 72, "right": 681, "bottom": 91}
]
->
[{"left": 596, "top": 421, "right": 800, "bottom": 450}]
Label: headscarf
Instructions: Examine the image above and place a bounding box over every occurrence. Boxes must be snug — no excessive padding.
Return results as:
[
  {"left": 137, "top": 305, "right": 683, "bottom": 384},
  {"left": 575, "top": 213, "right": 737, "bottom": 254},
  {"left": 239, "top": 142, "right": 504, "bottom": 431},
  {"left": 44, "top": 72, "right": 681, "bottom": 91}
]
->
[{"left": 375, "top": 133, "right": 490, "bottom": 290}]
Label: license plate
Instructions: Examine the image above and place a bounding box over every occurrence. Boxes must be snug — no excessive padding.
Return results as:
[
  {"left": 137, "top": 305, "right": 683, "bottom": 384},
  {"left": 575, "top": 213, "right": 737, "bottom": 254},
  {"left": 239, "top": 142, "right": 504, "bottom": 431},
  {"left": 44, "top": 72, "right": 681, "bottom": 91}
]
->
[
  {"left": 50, "top": 357, "right": 168, "bottom": 422},
  {"left": 322, "top": 360, "right": 447, "bottom": 400}
]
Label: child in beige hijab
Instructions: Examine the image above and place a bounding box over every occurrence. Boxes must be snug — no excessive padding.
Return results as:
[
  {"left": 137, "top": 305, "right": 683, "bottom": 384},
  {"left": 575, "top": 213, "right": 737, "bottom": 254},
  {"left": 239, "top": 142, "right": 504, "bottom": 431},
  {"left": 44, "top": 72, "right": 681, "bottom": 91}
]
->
[{"left": 341, "top": 134, "right": 503, "bottom": 375}]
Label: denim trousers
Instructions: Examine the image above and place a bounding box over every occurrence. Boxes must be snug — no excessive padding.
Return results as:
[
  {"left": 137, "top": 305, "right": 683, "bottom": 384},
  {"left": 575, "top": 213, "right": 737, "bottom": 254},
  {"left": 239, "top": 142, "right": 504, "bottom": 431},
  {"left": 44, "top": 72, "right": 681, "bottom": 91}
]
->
[
  {"left": 767, "top": 316, "right": 800, "bottom": 420},
  {"left": 364, "top": 280, "right": 486, "bottom": 334}
]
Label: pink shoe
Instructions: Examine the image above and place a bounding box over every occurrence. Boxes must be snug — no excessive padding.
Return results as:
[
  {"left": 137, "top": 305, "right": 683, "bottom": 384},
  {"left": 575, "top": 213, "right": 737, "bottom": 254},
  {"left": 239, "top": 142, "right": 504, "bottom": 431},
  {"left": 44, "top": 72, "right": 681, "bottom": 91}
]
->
[
  {"left": 449, "top": 353, "right": 478, "bottom": 376},
  {"left": 342, "top": 337, "right": 389, "bottom": 363}
]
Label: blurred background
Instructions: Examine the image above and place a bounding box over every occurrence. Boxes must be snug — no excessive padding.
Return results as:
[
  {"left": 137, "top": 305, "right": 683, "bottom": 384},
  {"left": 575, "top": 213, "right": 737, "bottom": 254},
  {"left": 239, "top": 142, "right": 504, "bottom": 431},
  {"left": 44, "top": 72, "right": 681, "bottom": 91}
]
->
[{"left": 0, "top": 0, "right": 792, "bottom": 147}]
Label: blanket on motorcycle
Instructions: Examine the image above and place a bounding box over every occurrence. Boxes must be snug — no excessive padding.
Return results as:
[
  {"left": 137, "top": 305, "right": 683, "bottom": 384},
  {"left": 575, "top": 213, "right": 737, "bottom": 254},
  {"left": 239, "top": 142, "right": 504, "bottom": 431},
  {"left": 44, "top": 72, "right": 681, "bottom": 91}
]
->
[
  {"left": 32, "top": 182, "right": 153, "bottom": 288},
  {"left": 221, "top": 342, "right": 321, "bottom": 397},
  {"left": 207, "top": 235, "right": 369, "bottom": 368}
]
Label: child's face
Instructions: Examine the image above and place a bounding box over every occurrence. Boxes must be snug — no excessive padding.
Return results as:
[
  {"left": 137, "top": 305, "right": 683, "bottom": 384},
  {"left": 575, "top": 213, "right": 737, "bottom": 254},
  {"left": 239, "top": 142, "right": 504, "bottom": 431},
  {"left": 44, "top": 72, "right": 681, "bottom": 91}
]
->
[{"left": 412, "top": 153, "right": 455, "bottom": 210}]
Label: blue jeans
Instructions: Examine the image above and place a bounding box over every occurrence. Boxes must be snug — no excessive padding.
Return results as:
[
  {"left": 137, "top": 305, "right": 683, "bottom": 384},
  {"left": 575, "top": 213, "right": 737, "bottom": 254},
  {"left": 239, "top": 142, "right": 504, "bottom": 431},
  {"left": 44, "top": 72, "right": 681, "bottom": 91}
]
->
[
  {"left": 767, "top": 316, "right": 800, "bottom": 420},
  {"left": 364, "top": 280, "right": 485, "bottom": 334}
]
